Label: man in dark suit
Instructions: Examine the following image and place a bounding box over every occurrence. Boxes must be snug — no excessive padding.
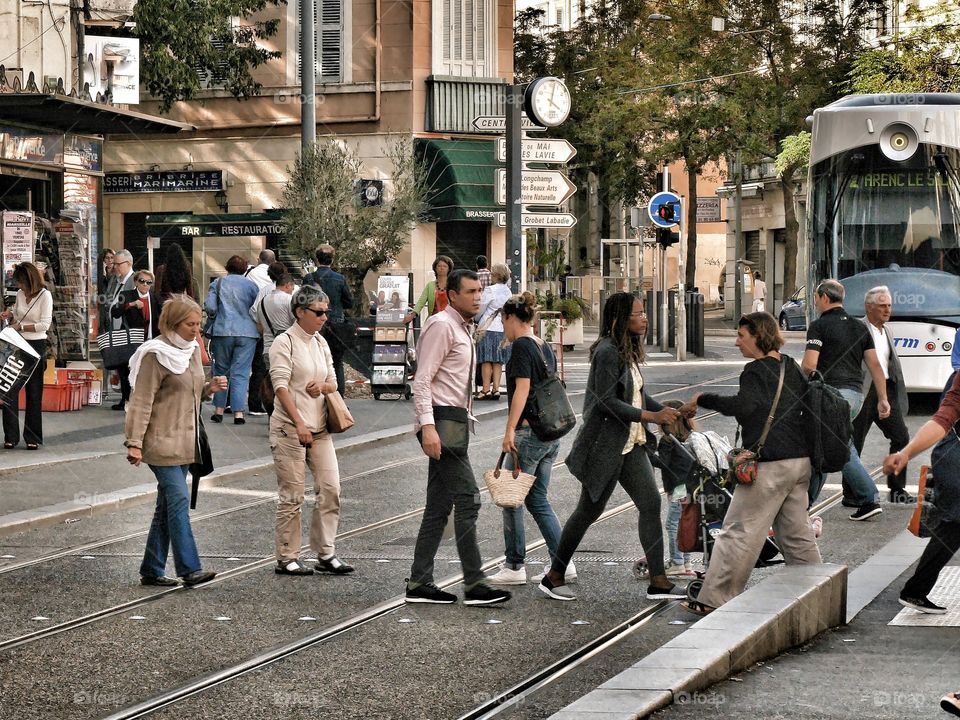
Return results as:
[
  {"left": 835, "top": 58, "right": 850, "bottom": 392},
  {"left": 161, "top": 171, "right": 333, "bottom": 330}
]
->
[
  {"left": 303, "top": 244, "right": 354, "bottom": 394},
  {"left": 851, "top": 285, "right": 914, "bottom": 503},
  {"left": 110, "top": 269, "right": 162, "bottom": 410}
]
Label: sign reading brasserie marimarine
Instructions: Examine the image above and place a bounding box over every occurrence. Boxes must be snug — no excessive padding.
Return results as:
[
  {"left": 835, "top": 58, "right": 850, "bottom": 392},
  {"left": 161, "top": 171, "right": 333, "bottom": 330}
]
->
[{"left": 104, "top": 170, "right": 224, "bottom": 194}]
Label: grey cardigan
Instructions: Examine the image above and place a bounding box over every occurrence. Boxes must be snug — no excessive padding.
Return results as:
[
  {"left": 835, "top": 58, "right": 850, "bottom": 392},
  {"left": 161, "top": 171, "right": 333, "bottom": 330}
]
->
[{"left": 565, "top": 338, "right": 663, "bottom": 502}]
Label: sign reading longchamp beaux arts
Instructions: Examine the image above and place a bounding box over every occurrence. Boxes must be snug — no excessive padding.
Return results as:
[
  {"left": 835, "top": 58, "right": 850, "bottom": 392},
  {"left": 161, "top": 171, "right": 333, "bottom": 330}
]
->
[{"left": 103, "top": 171, "right": 224, "bottom": 194}]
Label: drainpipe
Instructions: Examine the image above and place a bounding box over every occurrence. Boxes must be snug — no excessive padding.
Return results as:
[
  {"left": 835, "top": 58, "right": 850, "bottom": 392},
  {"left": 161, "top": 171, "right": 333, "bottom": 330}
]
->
[{"left": 196, "top": 0, "right": 381, "bottom": 132}]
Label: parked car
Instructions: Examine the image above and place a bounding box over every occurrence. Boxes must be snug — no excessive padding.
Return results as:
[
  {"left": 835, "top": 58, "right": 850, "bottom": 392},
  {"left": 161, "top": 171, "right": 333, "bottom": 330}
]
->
[{"left": 778, "top": 286, "right": 807, "bottom": 330}]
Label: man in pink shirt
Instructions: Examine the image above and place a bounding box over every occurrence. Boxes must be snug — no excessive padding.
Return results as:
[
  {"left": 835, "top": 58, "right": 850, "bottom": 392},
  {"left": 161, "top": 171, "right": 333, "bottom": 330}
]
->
[{"left": 405, "top": 269, "right": 512, "bottom": 607}]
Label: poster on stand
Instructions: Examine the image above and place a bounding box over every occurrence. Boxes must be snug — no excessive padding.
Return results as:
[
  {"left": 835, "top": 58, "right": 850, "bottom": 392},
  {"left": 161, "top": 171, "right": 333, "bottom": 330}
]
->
[
  {"left": 375, "top": 275, "right": 410, "bottom": 325},
  {"left": 1, "top": 211, "right": 34, "bottom": 293}
]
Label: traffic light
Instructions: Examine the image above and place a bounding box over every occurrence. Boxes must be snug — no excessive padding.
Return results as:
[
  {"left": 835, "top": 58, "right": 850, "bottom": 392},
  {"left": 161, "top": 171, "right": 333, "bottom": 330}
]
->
[
  {"left": 656, "top": 202, "right": 678, "bottom": 223},
  {"left": 656, "top": 228, "right": 680, "bottom": 246}
]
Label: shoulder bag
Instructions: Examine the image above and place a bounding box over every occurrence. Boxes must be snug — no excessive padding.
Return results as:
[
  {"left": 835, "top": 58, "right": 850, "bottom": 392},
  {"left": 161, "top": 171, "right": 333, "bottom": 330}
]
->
[
  {"left": 727, "top": 361, "right": 786, "bottom": 485},
  {"left": 526, "top": 338, "right": 576, "bottom": 442},
  {"left": 189, "top": 415, "right": 214, "bottom": 509},
  {"left": 315, "top": 335, "right": 355, "bottom": 433},
  {"left": 97, "top": 294, "right": 145, "bottom": 370},
  {"left": 202, "top": 278, "right": 222, "bottom": 339},
  {"left": 257, "top": 298, "right": 277, "bottom": 410}
]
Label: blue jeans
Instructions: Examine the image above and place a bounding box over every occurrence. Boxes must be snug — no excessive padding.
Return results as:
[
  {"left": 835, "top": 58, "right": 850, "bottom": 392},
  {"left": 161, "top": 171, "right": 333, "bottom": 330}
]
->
[
  {"left": 210, "top": 335, "right": 258, "bottom": 411},
  {"left": 502, "top": 427, "right": 562, "bottom": 567},
  {"left": 808, "top": 388, "right": 879, "bottom": 507},
  {"left": 665, "top": 498, "right": 691, "bottom": 565},
  {"left": 140, "top": 464, "right": 202, "bottom": 578}
]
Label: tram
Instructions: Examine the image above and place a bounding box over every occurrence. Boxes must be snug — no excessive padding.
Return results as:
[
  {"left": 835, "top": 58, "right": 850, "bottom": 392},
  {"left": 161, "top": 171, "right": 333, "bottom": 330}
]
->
[{"left": 806, "top": 93, "right": 960, "bottom": 392}]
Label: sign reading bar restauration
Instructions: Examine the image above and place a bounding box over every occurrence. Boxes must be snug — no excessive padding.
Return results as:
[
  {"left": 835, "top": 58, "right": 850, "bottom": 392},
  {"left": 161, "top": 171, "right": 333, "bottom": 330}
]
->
[
  {"left": 104, "top": 170, "right": 224, "bottom": 194},
  {"left": 495, "top": 137, "right": 577, "bottom": 163}
]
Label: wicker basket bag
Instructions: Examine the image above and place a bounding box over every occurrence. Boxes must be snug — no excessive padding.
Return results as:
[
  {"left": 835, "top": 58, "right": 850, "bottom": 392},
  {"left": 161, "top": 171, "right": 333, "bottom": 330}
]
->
[{"left": 483, "top": 451, "right": 537, "bottom": 508}]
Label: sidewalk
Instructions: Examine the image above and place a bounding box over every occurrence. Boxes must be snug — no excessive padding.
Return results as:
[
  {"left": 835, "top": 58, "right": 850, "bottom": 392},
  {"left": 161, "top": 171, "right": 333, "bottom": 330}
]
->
[{"left": 0, "top": 395, "right": 514, "bottom": 537}]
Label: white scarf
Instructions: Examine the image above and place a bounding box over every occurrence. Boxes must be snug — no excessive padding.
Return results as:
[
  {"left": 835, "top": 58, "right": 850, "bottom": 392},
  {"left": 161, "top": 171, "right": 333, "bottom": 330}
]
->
[{"left": 128, "top": 332, "right": 198, "bottom": 391}]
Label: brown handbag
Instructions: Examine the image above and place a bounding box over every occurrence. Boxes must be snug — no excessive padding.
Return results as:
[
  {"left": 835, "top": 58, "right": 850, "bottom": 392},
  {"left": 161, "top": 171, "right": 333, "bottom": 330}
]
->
[
  {"left": 677, "top": 498, "right": 702, "bottom": 553},
  {"left": 325, "top": 390, "right": 355, "bottom": 433},
  {"left": 727, "top": 361, "right": 786, "bottom": 485}
]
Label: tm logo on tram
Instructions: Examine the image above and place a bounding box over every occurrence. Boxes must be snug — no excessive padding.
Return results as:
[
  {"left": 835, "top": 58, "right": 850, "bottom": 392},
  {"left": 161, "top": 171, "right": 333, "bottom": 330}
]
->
[{"left": 894, "top": 337, "right": 920, "bottom": 349}]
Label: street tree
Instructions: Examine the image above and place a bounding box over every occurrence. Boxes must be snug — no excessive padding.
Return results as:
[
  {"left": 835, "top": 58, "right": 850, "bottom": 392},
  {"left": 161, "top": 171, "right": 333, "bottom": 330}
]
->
[
  {"left": 135, "top": 0, "right": 283, "bottom": 112},
  {"left": 280, "top": 138, "right": 428, "bottom": 316}
]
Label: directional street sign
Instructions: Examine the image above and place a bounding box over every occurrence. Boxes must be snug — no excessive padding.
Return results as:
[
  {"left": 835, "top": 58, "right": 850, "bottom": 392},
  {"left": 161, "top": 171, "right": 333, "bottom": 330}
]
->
[
  {"left": 472, "top": 115, "right": 547, "bottom": 132},
  {"left": 495, "top": 137, "right": 577, "bottom": 163},
  {"left": 648, "top": 191, "right": 682, "bottom": 228},
  {"left": 496, "top": 212, "right": 578, "bottom": 229},
  {"left": 495, "top": 168, "right": 577, "bottom": 206}
]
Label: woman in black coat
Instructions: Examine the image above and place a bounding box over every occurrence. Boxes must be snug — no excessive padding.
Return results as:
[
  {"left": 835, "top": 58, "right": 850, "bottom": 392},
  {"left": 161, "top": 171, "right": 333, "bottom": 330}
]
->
[
  {"left": 110, "top": 269, "right": 163, "bottom": 411},
  {"left": 538, "top": 292, "right": 683, "bottom": 602}
]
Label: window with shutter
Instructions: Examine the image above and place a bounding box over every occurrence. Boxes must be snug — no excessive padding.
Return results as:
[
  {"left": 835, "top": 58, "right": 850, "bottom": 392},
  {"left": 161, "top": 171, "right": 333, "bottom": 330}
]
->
[
  {"left": 436, "top": 0, "right": 494, "bottom": 76},
  {"left": 295, "top": 0, "right": 343, "bottom": 83},
  {"left": 195, "top": 22, "right": 236, "bottom": 88}
]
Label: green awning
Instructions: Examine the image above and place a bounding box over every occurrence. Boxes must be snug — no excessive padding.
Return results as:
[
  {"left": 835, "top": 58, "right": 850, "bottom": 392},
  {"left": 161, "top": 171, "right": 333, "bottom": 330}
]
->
[{"left": 415, "top": 138, "right": 499, "bottom": 222}]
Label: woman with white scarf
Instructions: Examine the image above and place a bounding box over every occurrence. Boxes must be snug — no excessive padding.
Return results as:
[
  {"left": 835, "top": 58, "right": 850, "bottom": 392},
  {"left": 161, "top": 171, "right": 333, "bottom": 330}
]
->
[{"left": 124, "top": 294, "right": 227, "bottom": 587}]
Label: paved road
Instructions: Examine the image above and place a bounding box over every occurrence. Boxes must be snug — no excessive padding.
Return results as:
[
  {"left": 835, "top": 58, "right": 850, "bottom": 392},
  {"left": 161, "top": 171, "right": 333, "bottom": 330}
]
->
[{"left": 0, "top": 338, "right": 953, "bottom": 720}]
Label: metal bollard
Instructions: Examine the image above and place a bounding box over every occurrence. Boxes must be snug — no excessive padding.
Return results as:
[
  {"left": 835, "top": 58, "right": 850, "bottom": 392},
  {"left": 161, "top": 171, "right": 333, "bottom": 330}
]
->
[{"left": 685, "top": 292, "right": 705, "bottom": 357}]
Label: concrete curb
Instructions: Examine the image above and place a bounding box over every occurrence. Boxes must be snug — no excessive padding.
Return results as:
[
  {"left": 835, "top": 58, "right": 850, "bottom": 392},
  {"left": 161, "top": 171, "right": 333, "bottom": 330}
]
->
[
  {"left": 705, "top": 329, "right": 807, "bottom": 338},
  {"left": 548, "top": 563, "right": 848, "bottom": 720},
  {"left": 0, "top": 403, "right": 513, "bottom": 539}
]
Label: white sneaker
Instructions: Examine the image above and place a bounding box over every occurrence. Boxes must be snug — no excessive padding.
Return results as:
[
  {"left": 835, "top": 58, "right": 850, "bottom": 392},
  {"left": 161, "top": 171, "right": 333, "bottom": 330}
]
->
[
  {"left": 487, "top": 565, "right": 527, "bottom": 585},
  {"left": 530, "top": 561, "right": 577, "bottom": 584}
]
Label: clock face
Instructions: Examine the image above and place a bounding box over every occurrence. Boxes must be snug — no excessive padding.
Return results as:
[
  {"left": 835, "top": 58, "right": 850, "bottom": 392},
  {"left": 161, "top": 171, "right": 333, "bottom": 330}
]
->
[{"left": 525, "top": 77, "right": 571, "bottom": 127}]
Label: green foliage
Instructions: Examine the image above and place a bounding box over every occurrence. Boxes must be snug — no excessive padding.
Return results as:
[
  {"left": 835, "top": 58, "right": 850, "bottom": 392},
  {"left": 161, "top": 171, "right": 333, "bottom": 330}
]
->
[
  {"left": 280, "top": 138, "right": 427, "bottom": 313},
  {"left": 775, "top": 132, "right": 811, "bottom": 178},
  {"left": 847, "top": 4, "right": 960, "bottom": 94},
  {"left": 135, "top": 0, "right": 283, "bottom": 112},
  {"left": 538, "top": 291, "right": 584, "bottom": 321}
]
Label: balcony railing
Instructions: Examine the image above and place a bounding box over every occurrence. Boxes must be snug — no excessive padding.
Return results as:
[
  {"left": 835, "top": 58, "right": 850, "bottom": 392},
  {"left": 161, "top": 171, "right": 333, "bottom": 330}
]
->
[{"left": 426, "top": 75, "right": 506, "bottom": 134}]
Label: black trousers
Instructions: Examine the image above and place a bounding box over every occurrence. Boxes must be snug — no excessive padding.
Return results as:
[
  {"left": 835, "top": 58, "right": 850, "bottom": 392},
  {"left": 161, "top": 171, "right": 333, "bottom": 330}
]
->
[
  {"left": 852, "top": 379, "right": 909, "bottom": 491},
  {"left": 3, "top": 339, "right": 46, "bottom": 445},
  {"left": 902, "top": 520, "right": 960, "bottom": 599},
  {"left": 248, "top": 337, "right": 266, "bottom": 412},
  {"left": 118, "top": 363, "right": 131, "bottom": 403},
  {"left": 322, "top": 327, "right": 347, "bottom": 396}
]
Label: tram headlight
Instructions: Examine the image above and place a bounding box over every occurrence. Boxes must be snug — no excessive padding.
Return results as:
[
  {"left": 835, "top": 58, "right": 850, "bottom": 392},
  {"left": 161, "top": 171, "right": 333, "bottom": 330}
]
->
[
  {"left": 944, "top": 341, "right": 953, "bottom": 352},
  {"left": 880, "top": 122, "right": 919, "bottom": 161}
]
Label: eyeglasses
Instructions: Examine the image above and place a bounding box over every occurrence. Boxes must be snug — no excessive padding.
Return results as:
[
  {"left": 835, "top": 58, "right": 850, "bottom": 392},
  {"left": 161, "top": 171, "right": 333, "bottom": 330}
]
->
[
  {"left": 135, "top": 278, "right": 153, "bottom": 285},
  {"left": 115, "top": 260, "right": 131, "bottom": 266},
  {"left": 631, "top": 311, "right": 647, "bottom": 318},
  {"left": 303, "top": 308, "right": 329, "bottom": 317}
]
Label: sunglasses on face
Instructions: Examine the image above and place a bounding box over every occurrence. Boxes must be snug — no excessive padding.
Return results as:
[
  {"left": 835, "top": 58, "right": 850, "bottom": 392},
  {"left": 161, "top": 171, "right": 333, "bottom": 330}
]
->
[
  {"left": 136, "top": 278, "right": 153, "bottom": 285},
  {"left": 303, "top": 308, "right": 329, "bottom": 317}
]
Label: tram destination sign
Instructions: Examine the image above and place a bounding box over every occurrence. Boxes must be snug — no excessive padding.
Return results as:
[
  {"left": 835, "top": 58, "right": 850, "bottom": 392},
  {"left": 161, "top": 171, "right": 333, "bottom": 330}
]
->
[
  {"left": 495, "top": 137, "right": 577, "bottom": 163},
  {"left": 495, "top": 168, "right": 577, "bottom": 206},
  {"left": 495, "top": 212, "right": 578, "bottom": 229},
  {"left": 104, "top": 170, "right": 224, "bottom": 194}
]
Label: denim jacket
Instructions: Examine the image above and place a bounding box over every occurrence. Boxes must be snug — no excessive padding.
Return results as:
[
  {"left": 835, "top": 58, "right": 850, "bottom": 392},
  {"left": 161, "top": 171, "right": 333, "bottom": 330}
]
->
[
  {"left": 204, "top": 274, "right": 260, "bottom": 338},
  {"left": 303, "top": 267, "right": 353, "bottom": 323}
]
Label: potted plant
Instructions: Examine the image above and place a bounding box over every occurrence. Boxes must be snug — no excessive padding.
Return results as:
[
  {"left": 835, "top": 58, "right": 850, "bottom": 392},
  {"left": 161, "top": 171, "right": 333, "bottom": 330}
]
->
[{"left": 538, "top": 293, "right": 585, "bottom": 349}]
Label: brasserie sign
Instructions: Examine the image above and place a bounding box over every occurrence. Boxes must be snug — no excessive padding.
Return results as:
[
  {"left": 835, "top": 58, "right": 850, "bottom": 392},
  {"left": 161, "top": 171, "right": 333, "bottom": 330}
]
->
[{"left": 104, "top": 170, "right": 224, "bottom": 194}]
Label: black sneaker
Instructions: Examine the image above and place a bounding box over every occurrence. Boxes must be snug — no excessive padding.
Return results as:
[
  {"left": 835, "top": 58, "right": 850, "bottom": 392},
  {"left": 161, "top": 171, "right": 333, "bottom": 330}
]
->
[
  {"left": 405, "top": 580, "right": 456, "bottom": 604},
  {"left": 646, "top": 582, "right": 687, "bottom": 600},
  {"left": 849, "top": 503, "right": 883, "bottom": 521},
  {"left": 889, "top": 489, "right": 916, "bottom": 504},
  {"left": 463, "top": 583, "right": 512, "bottom": 606},
  {"left": 899, "top": 595, "right": 947, "bottom": 614},
  {"left": 315, "top": 556, "right": 354, "bottom": 574}
]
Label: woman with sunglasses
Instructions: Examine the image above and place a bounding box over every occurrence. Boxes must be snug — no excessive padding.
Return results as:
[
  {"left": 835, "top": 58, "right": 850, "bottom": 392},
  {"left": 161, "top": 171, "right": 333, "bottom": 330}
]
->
[
  {"left": 269, "top": 285, "right": 352, "bottom": 576},
  {"left": 112, "top": 270, "right": 162, "bottom": 341},
  {"left": 0, "top": 262, "right": 53, "bottom": 449}
]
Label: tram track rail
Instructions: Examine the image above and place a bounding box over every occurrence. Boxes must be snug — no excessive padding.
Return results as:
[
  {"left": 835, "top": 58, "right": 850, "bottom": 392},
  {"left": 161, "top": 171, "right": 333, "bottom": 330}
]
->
[{"left": 0, "top": 372, "right": 741, "bottom": 578}]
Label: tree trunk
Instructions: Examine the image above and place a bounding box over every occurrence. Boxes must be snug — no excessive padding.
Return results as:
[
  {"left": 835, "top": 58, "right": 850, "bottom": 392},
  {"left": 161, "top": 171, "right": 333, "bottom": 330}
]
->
[
  {"left": 344, "top": 264, "right": 373, "bottom": 319},
  {"left": 780, "top": 169, "right": 800, "bottom": 300},
  {"left": 685, "top": 160, "right": 699, "bottom": 289}
]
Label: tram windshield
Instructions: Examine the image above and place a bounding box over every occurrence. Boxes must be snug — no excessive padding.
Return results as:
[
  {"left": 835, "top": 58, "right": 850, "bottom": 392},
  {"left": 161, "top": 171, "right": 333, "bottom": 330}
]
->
[{"left": 809, "top": 144, "right": 960, "bottom": 316}]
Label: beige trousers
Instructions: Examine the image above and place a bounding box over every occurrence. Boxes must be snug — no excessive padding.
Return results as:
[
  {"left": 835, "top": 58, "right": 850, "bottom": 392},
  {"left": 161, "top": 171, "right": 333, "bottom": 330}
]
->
[
  {"left": 697, "top": 456, "right": 822, "bottom": 609},
  {"left": 271, "top": 423, "right": 342, "bottom": 562}
]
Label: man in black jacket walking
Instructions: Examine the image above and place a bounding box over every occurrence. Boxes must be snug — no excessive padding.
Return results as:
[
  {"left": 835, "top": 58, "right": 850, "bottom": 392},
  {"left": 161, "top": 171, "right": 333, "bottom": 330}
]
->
[{"left": 303, "top": 244, "right": 354, "bottom": 395}]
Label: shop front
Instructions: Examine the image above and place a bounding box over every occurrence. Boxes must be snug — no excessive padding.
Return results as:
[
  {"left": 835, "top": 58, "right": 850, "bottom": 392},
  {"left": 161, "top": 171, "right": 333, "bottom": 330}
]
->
[{"left": 0, "top": 90, "right": 188, "bottom": 363}]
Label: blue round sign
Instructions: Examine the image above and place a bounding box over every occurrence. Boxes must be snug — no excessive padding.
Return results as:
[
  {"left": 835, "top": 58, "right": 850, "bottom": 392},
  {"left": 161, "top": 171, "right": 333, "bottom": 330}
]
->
[{"left": 648, "top": 191, "right": 682, "bottom": 228}]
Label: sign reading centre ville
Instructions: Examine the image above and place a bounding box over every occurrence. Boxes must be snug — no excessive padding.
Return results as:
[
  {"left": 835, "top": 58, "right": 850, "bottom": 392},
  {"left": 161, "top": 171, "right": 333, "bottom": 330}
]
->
[{"left": 104, "top": 170, "right": 224, "bottom": 194}]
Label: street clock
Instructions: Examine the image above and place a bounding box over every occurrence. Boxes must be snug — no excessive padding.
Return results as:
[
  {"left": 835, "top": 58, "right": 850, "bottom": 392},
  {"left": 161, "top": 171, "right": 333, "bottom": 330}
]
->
[{"left": 523, "top": 77, "right": 571, "bottom": 128}]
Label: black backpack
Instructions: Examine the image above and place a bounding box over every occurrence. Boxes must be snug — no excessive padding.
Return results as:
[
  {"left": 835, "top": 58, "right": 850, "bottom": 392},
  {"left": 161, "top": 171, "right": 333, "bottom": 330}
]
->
[{"left": 803, "top": 371, "right": 852, "bottom": 473}]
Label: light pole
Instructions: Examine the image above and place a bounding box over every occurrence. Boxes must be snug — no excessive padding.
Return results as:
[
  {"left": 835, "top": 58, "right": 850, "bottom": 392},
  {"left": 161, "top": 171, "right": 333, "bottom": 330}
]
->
[{"left": 300, "top": 0, "right": 316, "bottom": 150}]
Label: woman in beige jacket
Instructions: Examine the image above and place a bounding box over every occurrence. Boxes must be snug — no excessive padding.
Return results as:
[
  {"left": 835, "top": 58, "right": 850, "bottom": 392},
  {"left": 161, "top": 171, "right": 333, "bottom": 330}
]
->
[
  {"left": 270, "top": 285, "right": 351, "bottom": 576},
  {"left": 125, "top": 295, "right": 227, "bottom": 587}
]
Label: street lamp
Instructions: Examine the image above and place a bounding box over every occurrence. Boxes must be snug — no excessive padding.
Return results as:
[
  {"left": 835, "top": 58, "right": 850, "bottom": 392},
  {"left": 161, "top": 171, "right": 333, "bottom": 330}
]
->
[{"left": 214, "top": 190, "right": 229, "bottom": 213}]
